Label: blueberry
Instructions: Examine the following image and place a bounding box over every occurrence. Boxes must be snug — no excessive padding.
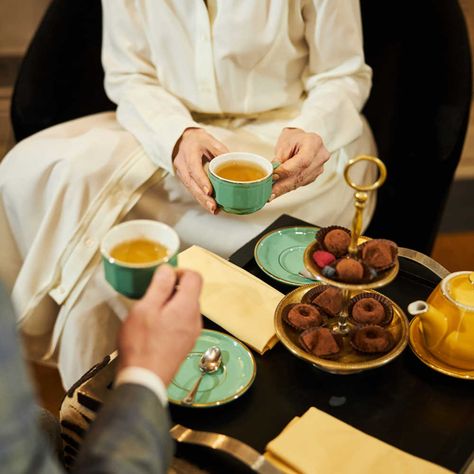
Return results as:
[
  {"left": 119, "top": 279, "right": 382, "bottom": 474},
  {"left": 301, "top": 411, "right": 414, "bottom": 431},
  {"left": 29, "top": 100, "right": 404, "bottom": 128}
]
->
[{"left": 322, "top": 265, "right": 336, "bottom": 278}]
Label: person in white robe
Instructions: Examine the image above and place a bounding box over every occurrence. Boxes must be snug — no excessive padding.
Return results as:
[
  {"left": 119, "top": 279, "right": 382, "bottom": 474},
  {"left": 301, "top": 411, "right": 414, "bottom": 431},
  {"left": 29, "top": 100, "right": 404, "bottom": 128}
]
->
[{"left": 0, "top": 0, "right": 377, "bottom": 388}]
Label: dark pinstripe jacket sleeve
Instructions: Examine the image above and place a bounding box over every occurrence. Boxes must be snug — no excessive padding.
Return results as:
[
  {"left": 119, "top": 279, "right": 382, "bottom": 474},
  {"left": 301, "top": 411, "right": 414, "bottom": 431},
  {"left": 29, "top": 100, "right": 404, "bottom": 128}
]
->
[
  {"left": 0, "top": 281, "right": 173, "bottom": 474},
  {"left": 0, "top": 284, "right": 63, "bottom": 474},
  {"left": 72, "top": 383, "right": 174, "bottom": 474}
]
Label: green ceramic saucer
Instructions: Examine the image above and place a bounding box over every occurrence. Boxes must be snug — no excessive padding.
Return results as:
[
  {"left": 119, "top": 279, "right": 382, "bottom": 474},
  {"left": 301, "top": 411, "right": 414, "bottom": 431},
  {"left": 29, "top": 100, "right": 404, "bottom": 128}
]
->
[
  {"left": 168, "top": 329, "right": 256, "bottom": 408},
  {"left": 254, "top": 226, "right": 319, "bottom": 286}
]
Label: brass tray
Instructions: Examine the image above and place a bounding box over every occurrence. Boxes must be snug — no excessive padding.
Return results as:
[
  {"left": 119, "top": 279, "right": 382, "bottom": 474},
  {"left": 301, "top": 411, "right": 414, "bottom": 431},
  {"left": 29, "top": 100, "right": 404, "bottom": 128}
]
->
[
  {"left": 409, "top": 317, "right": 474, "bottom": 380},
  {"left": 274, "top": 284, "right": 409, "bottom": 374},
  {"left": 303, "top": 238, "right": 399, "bottom": 290}
]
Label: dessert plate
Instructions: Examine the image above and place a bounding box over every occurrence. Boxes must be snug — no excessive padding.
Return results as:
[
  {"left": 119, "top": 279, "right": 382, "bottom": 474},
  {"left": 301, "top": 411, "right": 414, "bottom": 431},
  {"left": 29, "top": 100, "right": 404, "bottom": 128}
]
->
[
  {"left": 254, "top": 226, "right": 319, "bottom": 286},
  {"left": 274, "top": 284, "right": 409, "bottom": 374},
  {"left": 168, "top": 329, "right": 256, "bottom": 407},
  {"left": 409, "top": 317, "right": 474, "bottom": 380}
]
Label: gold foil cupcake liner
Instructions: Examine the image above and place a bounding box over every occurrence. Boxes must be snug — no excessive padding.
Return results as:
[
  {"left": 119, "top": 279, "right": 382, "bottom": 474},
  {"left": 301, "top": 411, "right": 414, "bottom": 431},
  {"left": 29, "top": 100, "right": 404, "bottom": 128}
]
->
[
  {"left": 350, "top": 325, "right": 395, "bottom": 354},
  {"left": 299, "top": 327, "right": 344, "bottom": 359},
  {"left": 348, "top": 292, "right": 394, "bottom": 327},
  {"left": 357, "top": 239, "right": 398, "bottom": 272},
  {"left": 301, "top": 284, "right": 343, "bottom": 318},
  {"left": 282, "top": 303, "right": 326, "bottom": 331},
  {"left": 315, "top": 225, "right": 352, "bottom": 257}
]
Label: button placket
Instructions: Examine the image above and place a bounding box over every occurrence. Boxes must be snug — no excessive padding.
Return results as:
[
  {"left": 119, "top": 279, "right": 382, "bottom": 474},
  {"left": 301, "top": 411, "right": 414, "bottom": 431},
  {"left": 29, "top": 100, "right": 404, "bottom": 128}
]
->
[{"left": 194, "top": 3, "right": 221, "bottom": 112}]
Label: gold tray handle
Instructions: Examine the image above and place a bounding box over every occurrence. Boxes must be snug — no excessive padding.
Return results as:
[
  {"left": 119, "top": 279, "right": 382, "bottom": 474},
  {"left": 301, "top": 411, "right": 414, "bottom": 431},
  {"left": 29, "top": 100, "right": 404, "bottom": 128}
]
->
[
  {"left": 170, "top": 424, "right": 283, "bottom": 473},
  {"left": 343, "top": 155, "right": 387, "bottom": 255}
]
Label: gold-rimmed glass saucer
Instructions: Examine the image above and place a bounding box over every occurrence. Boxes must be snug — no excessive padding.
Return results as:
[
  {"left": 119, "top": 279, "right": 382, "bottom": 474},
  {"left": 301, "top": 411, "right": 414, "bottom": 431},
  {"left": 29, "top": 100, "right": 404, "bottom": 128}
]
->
[{"left": 274, "top": 284, "right": 409, "bottom": 374}]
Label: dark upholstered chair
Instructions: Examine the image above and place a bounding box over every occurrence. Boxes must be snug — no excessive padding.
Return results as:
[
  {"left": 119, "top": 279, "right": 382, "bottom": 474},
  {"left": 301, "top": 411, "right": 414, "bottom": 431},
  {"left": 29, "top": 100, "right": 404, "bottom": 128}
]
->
[{"left": 10, "top": 0, "right": 472, "bottom": 255}]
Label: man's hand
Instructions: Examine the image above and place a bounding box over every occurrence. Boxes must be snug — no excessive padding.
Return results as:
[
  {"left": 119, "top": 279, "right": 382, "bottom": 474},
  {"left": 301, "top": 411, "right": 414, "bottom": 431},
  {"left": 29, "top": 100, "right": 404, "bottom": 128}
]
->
[
  {"left": 271, "top": 128, "right": 330, "bottom": 200},
  {"left": 173, "top": 128, "right": 229, "bottom": 214},
  {"left": 118, "top": 265, "right": 203, "bottom": 386}
]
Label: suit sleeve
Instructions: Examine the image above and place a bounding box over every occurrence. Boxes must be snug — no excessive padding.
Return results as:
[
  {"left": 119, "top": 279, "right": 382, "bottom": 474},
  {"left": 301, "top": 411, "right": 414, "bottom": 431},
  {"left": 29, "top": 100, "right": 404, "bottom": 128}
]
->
[
  {"left": 0, "top": 284, "right": 64, "bottom": 474},
  {"left": 101, "top": 0, "right": 200, "bottom": 173},
  {"left": 286, "top": 0, "right": 372, "bottom": 153},
  {"left": 72, "top": 383, "right": 173, "bottom": 474}
]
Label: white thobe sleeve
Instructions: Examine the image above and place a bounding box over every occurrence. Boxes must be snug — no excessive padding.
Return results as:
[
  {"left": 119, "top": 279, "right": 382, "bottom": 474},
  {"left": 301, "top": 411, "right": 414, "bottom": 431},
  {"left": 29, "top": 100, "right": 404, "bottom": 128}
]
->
[
  {"left": 101, "top": 0, "right": 200, "bottom": 173},
  {"left": 287, "top": 0, "right": 372, "bottom": 153}
]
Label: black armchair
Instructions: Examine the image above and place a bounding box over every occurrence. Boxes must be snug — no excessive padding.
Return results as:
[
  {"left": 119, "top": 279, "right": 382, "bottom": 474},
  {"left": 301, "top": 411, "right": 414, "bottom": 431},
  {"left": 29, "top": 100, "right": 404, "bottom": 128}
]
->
[{"left": 10, "top": 0, "right": 472, "bottom": 255}]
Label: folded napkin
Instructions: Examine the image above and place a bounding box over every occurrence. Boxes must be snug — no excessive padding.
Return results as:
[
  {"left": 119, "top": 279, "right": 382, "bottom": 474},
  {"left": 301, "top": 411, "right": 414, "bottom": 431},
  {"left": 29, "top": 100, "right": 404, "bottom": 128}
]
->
[
  {"left": 178, "top": 245, "right": 282, "bottom": 354},
  {"left": 265, "top": 407, "right": 453, "bottom": 474}
]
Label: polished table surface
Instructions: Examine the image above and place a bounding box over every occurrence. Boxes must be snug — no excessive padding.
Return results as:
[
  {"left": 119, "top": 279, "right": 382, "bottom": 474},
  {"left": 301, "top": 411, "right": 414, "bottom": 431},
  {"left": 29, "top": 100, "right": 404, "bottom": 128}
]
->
[{"left": 170, "top": 214, "right": 474, "bottom": 473}]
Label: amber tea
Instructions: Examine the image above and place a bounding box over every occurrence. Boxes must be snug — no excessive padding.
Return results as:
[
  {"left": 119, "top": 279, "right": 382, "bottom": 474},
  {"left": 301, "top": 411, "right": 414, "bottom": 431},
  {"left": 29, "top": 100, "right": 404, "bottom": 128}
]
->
[
  {"left": 215, "top": 160, "right": 267, "bottom": 182},
  {"left": 110, "top": 238, "right": 168, "bottom": 264}
]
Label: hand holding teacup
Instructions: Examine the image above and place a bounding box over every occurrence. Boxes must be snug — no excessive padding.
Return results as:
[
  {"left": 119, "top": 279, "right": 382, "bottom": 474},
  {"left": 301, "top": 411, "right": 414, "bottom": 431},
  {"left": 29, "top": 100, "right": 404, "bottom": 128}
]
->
[
  {"left": 101, "top": 220, "right": 180, "bottom": 299},
  {"left": 270, "top": 128, "right": 331, "bottom": 201},
  {"left": 173, "top": 126, "right": 330, "bottom": 215}
]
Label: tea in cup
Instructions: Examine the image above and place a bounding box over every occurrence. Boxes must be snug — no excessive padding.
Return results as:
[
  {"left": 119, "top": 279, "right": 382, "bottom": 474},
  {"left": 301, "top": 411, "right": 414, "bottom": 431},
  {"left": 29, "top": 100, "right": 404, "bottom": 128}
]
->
[
  {"left": 208, "top": 152, "right": 276, "bottom": 215},
  {"left": 101, "top": 219, "right": 180, "bottom": 299}
]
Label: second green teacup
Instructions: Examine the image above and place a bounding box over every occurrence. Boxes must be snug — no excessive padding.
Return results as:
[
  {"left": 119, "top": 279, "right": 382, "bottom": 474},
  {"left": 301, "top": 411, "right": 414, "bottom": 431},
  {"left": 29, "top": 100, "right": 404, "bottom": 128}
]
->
[
  {"left": 208, "top": 152, "right": 275, "bottom": 215},
  {"left": 101, "top": 219, "right": 180, "bottom": 299}
]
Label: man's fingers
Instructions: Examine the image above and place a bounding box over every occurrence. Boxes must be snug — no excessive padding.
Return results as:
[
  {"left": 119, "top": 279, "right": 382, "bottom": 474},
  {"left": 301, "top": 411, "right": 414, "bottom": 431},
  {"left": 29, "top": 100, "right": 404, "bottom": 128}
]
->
[
  {"left": 167, "top": 270, "right": 203, "bottom": 320},
  {"left": 142, "top": 264, "right": 178, "bottom": 309}
]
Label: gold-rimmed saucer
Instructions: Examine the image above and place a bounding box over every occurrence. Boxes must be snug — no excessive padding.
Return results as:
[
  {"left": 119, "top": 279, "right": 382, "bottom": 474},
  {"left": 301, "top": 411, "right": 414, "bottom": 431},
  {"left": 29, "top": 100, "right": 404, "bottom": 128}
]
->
[
  {"left": 274, "top": 284, "right": 409, "bottom": 374},
  {"left": 408, "top": 317, "right": 474, "bottom": 380}
]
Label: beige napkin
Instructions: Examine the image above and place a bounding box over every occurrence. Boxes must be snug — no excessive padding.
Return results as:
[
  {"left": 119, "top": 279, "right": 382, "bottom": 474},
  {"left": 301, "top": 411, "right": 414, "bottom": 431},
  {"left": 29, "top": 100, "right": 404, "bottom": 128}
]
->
[
  {"left": 178, "top": 245, "right": 282, "bottom": 354},
  {"left": 265, "top": 407, "right": 453, "bottom": 474}
]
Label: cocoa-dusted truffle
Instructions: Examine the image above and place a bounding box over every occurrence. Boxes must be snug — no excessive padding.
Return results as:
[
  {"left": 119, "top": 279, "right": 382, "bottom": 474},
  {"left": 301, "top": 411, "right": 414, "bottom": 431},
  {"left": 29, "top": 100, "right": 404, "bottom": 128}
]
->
[
  {"left": 335, "top": 258, "right": 364, "bottom": 282},
  {"left": 351, "top": 325, "right": 393, "bottom": 353},
  {"left": 323, "top": 229, "right": 351, "bottom": 257},
  {"left": 300, "top": 327, "right": 342, "bottom": 357},
  {"left": 352, "top": 297, "right": 385, "bottom": 325},
  {"left": 312, "top": 286, "right": 343, "bottom": 317},
  {"left": 361, "top": 239, "right": 397, "bottom": 270},
  {"left": 286, "top": 304, "right": 323, "bottom": 330}
]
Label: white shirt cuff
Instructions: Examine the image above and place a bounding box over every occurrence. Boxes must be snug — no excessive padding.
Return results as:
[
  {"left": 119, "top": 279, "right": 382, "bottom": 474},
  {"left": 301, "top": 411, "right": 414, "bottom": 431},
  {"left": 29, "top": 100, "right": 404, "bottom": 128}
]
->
[{"left": 115, "top": 367, "right": 168, "bottom": 407}]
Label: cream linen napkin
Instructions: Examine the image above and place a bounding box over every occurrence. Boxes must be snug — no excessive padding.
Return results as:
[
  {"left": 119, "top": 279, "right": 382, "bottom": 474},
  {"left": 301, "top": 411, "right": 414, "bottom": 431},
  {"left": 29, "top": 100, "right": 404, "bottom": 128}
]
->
[
  {"left": 178, "top": 245, "right": 282, "bottom": 354},
  {"left": 265, "top": 407, "right": 453, "bottom": 474}
]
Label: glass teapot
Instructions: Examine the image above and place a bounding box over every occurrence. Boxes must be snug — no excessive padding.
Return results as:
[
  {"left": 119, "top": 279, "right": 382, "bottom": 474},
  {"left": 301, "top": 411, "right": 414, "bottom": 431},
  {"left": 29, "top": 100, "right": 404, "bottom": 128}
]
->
[{"left": 408, "top": 271, "right": 474, "bottom": 370}]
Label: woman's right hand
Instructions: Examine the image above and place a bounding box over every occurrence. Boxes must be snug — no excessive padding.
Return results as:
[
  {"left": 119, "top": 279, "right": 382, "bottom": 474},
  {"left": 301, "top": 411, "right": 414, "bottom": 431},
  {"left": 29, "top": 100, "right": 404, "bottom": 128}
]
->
[{"left": 173, "top": 128, "right": 229, "bottom": 214}]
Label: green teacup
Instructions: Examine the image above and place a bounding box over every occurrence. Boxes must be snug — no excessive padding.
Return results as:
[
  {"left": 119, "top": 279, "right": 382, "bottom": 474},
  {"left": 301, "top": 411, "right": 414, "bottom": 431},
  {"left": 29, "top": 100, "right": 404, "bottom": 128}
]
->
[
  {"left": 208, "top": 152, "right": 277, "bottom": 215},
  {"left": 101, "top": 220, "right": 180, "bottom": 299}
]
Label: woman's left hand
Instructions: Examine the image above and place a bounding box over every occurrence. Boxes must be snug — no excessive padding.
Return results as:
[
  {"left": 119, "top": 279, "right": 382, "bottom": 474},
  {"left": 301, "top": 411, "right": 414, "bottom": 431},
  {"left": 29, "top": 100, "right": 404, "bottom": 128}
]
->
[{"left": 270, "top": 128, "right": 330, "bottom": 201}]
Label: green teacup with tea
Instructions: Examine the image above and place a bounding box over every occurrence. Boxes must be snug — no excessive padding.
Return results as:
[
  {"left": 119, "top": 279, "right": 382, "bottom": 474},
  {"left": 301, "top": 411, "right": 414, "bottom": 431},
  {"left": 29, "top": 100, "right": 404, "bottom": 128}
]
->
[
  {"left": 101, "top": 220, "right": 180, "bottom": 299},
  {"left": 208, "top": 152, "right": 276, "bottom": 215}
]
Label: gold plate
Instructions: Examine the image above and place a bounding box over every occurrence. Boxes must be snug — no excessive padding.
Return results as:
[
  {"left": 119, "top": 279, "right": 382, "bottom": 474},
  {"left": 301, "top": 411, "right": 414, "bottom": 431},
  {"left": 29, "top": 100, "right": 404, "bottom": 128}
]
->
[
  {"left": 274, "top": 284, "right": 409, "bottom": 374},
  {"left": 303, "top": 239, "right": 399, "bottom": 290},
  {"left": 409, "top": 317, "right": 474, "bottom": 380}
]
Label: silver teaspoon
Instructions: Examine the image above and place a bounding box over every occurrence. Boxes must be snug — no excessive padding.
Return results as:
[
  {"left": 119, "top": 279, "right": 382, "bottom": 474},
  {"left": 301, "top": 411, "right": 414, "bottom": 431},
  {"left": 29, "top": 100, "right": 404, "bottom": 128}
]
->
[{"left": 181, "top": 346, "right": 222, "bottom": 405}]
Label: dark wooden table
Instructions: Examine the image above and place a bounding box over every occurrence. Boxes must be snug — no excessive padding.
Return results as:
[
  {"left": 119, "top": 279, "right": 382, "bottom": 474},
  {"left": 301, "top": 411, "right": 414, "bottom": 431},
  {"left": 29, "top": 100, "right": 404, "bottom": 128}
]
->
[{"left": 170, "top": 215, "right": 474, "bottom": 473}]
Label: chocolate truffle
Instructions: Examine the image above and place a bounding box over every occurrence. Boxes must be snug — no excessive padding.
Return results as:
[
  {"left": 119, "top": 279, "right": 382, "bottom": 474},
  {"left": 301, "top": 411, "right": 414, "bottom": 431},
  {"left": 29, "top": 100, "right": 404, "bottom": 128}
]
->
[
  {"left": 351, "top": 325, "right": 393, "bottom": 353},
  {"left": 335, "top": 258, "right": 364, "bottom": 282},
  {"left": 286, "top": 304, "right": 323, "bottom": 330},
  {"left": 300, "top": 327, "right": 342, "bottom": 357},
  {"left": 352, "top": 297, "right": 385, "bottom": 325},
  {"left": 361, "top": 239, "right": 397, "bottom": 270},
  {"left": 323, "top": 229, "right": 351, "bottom": 257},
  {"left": 312, "top": 286, "right": 343, "bottom": 317}
]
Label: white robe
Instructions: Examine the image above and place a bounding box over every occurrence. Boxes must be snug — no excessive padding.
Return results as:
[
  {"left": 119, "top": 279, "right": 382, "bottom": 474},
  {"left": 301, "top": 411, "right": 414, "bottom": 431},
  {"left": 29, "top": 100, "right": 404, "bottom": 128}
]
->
[{"left": 0, "top": 0, "right": 377, "bottom": 388}]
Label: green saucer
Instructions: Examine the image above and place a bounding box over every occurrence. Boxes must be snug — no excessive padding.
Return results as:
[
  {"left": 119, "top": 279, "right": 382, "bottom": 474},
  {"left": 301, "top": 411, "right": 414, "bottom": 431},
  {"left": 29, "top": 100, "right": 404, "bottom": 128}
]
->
[
  {"left": 254, "top": 226, "right": 319, "bottom": 286},
  {"left": 168, "top": 329, "right": 256, "bottom": 408}
]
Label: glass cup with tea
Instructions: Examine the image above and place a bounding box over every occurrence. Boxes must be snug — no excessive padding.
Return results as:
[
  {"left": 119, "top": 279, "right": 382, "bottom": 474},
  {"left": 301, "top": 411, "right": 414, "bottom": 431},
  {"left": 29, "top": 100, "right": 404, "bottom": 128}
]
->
[
  {"left": 208, "top": 152, "right": 278, "bottom": 214},
  {"left": 101, "top": 219, "right": 180, "bottom": 299}
]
